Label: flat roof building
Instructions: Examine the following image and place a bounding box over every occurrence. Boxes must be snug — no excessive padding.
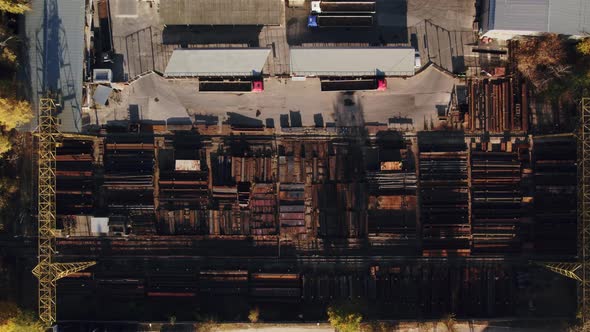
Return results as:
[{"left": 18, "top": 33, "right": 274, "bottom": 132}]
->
[
  {"left": 160, "top": 0, "right": 283, "bottom": 26},
  {"left": 290, "top": 48, "right": 415, "bottom": 77},
  {"left": 481, "top": 0, "right": 590, "bottom": 39},
  {"left": 164, "top": 48, "right": 272, "bottom": 77}
]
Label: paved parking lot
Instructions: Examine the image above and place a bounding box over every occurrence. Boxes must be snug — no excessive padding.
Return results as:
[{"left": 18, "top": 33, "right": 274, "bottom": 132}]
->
[
  {"left": 90, "top": 66, "right": 458, "bottom": 131},
  {"left": 95, "top": 0, "right": 473, "bottom": 130}
]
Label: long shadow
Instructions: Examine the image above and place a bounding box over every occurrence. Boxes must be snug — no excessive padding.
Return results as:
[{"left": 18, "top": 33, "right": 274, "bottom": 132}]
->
[
  {"left": 26, "top": 0, "right": 83, "bottom": 132},
  {"left": 317, "top": 93, "right": 369, "bottom": 253},
  {"left": 162, "top": 26, "right": 263, "bottom": 46}
]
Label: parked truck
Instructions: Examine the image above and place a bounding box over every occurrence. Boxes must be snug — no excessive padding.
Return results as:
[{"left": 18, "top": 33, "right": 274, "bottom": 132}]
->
[
  {"left": 199, "top": 79, "right": 263, "bottom": 92},
  {"left": 321, "top": 78, "right": 386, "bottom": 91},
  {"left": 307, "top": 14, "right": 374, "bottom": 28},
  {"left": 311, "top": 1, "right": 376, "bottom": 14}
]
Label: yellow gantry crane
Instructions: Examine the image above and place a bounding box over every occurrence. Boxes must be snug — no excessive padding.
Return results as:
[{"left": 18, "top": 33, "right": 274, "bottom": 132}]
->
[
  {"left": 542, "top": 97, "right": 590, "bottom": 323},
  {"left": 31, "top": 98, "right": 96, "bottom": 327}
]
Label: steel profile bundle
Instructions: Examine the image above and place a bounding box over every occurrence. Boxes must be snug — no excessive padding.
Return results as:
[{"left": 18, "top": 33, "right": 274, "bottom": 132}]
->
[
  {"left": 313, "top": 182, "right": 367, "bottom": 238},
  {"left": 158, "top": 209, "right": 210, "bottom": 235},
  {"left": 418, "top": 132, "right": 470, "bottom": 256},
  {"left": 279, "top": 183, "right": 306, "bottom": 235},
  {"left": 466, "top": 77, "right": 528, "bottom": 133},
  {"left": 532, "top": 135, "right": 577, "bottom": 255},
  {"left": 250, "top": 183, "right": 278, "bottom": 235},
  {"left": 158, "top": 132, "right": 209, "bottom": 211},
  {"left": 279, "top": 155, "right": 305, "bottom": 183},
  {"left": 56, "top": 139, "right": 95, "bottom": 214},
  {"left": 212, "top": 153, "right": 234, "bottom": 186},
  {"left": 366, "top": 136, "right": 418, "bottom": 248},
  {"left": 249, "top": 273, "right": 301, "bottom": 301},
  {"left": 233, "top": 156, "right": 274, "bottom": 183},
  {"left": 103, "top": 135, "right": 155, "bottom": 212},
  {"left": 199, "top": 270, "right": 248, "bottom": 295},
  {"left": 470, "top": 144, "right": 524, "bottom": 254}
]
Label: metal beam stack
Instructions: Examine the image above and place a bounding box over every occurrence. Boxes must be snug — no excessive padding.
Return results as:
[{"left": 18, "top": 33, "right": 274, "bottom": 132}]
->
[
  {"left": 466, "top": 77, "right": 528, "bottom": 133},
  {"left": 532, "top": 135, "right": 577, "bottom": 256},
  {"left": 418, "top": 132, "right": 470, "bottom": 256},
  {"left": 56, "top": 139, "right": 95, "bottom": 214},
  {"left": 470, "top": 142, "right": 525, "bottom": 254}
]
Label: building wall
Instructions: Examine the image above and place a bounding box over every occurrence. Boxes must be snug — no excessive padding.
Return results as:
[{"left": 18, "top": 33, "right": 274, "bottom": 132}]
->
[{"left": 483, "top": 29, "right": 543, "bottom": 40}]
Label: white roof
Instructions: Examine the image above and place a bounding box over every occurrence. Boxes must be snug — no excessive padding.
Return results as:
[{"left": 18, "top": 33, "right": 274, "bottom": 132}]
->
[
  {"left": 164, "top": 48, "right": 271, "bottom": 77},
  {"left": 290, "top": 48, "right": 415, "bottom": 77},
  {"left": 90, "top": 217, "right": 109, "bottom": 234},
  {"left": 486, "top": 0, "right": 590, "bottom": 36}
]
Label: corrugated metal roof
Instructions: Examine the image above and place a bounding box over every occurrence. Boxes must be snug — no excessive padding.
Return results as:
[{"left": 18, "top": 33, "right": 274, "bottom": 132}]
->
[
  {"left": 164, "top": 48, "right": 271, "bottom": 77},
  {"left": 548, "top": 0, "right": 590, "bottom": 35},
  {"left": 160, "top": 0, "right": 282, "bottom": 25},
  {"left": 289, "top": 48, "right": 415, "bottom": 77},
  {"left": 25, "top": 0, "right": 85, "bottom": 133},
  {"left": 490, "top": 0, "right": 549, "bottom": 32},
  {"left": 489, "top": 0, "right": 590, "bottom": 35}
]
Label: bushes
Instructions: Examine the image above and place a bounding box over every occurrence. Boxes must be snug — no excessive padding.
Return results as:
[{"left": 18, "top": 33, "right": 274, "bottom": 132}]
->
[
  {"left": 0, "top": 0, "right": 30, "bottom": 14},
  {"left": 327, "top": 302, "right": 363, "bottom": 332},
  {"left": 248, "top": 307, "right": 260, "bottom": 323},
  {"left": 0, "top": 301, "right": 43, "bottom": 332}
]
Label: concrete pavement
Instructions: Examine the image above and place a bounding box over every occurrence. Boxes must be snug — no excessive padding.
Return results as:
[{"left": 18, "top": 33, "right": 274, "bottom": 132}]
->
[{"left": 91, "top": 66, "right": 458, "bottom": 131}]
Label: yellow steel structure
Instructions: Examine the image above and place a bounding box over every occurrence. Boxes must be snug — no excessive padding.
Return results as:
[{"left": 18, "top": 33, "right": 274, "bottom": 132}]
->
[
  {"left": 32, "top": 98, "right": 96, "bottom": 327},
  {"left": 542, "top": 98, "right": 590, "bottom": 323}
]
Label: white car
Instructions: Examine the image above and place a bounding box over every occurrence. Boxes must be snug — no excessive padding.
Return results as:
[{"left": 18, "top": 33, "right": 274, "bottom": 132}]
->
[{"left": 414, "top": 50, "right": 422, "bottom": 69}]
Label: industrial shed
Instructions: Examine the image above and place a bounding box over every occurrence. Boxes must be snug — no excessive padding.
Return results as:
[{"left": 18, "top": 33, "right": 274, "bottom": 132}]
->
[
  {"left": 480, "top": 0, "right": 590, "bottom": 39},
  {"left": 290, "top": 48, "right": 415, "bottom": 77},
  {"left": 164, "top": 48, "right": 272, "bottom": 77},
  {"left": 160, "top": 0, "right": 283, "bottom": 25}
]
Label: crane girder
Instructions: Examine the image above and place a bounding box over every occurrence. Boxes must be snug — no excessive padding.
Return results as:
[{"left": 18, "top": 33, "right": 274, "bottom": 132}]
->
[{"left": 34, "top": 98, "right": 95, "bottom": 327}]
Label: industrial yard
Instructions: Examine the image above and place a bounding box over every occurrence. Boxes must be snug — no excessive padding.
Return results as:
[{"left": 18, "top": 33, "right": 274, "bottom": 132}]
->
[{"left": 1, "top": 0, "right": 590, "bottom": 331}]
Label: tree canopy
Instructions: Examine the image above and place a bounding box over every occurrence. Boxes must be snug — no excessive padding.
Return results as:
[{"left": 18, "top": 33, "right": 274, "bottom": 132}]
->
[
  {"left": 0, "top": 0, "right": 30, "bottom": 14},
  {"left": 0, "top": 97, "right": 32, "bottom": 132},
  {"left": 0, "top": 301, "right": 43, "bottom": 332},
  {"left": 515, "top": 34, "right": 570, "bottom": 92},
  {"left": 577, "top": 38, "right": 590, "bottom": 56},
  {"left": 327, "top": 302, "right": 363, "bottom": 332}
]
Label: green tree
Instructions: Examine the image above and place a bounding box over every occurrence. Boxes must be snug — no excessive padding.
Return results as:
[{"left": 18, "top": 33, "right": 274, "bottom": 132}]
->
[
  {"left": 327, "top": 302, "right": 363, "bottom": 332},
  {"left": 0, "top": 0, "right": 30, "bottom": 14}
]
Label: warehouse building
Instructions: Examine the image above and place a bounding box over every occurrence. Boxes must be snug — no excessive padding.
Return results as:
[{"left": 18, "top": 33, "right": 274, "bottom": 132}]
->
[
  {"left": 290, "top": 47, "right": 416, "bottom": 77},
  {"left": 480, "top": 0, "right": 590, "bottom": 40},
  {"left": 164, "top": 48, "right": 272, "bottom": 78},
  {"left": 160, "top": 0, "right": 283, "bottom": 26}
]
